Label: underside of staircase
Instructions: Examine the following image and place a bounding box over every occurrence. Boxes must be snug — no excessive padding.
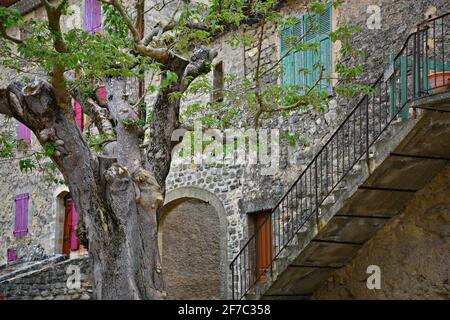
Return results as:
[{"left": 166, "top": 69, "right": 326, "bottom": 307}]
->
[
  {"left": 253, "top": 93, "right": 450, "bottom": 300},
  {"left": 230, "top": 12, "right": 450, "bottom": 300}
]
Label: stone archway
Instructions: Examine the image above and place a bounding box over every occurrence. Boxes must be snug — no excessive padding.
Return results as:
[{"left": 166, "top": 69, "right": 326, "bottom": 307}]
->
[
  {"left": 53, "top": 186, "right": 69, "bottom": 255},
  {"left": 159, "top": 187, "right": 228, "bottom": 300}
]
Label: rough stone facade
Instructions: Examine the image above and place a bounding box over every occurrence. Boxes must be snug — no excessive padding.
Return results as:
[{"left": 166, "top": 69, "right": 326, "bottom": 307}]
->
[
  {"left": 163, "top": 0, "right": 450, "bottom": 299},
  {"left": 161, "top": 199, "right": 221, "bottom": 300},
  {"left": 0, "top": 0, "right": 86, "bottom": 267},
  {"left": 313, "top": 164, "right": 450, "bottom": 300},
  {"left": 0, "top": 256, "right": 93, "bottom": 300},
  {"left": 0, "top": 0, "right": 449, "bottom": 299}
]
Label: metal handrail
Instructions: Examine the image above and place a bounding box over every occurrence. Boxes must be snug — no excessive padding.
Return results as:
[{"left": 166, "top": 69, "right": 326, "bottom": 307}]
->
[{"left": 230, "top": 12, "right": 450, "bottom": 300}]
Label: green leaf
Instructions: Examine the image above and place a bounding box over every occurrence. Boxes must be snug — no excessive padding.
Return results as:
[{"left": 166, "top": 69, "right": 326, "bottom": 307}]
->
[{"left": 19, "top": 159, "right": 35, "bottom": 173}]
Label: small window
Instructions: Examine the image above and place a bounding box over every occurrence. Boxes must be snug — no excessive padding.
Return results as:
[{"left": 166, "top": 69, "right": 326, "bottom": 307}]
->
[
  {"left": 247, "top": 210, "right": 273, "bottom": 284},
  {"left": 7, "top": 248, "right": 17, "bottom": 263},
  {"left": 85, "top": 0, "right": 103, "bottom": 34},
  {"left": 14, "top": 193, "right": 29, "bottom": 238},
  {"left": 17, "top": 122, "right": 31, "bottom": 147},
  {"left": 212, "top": 61, "right": 224, "bottom": 103},
  {"left": 280, "top": 3, "right": 333, "bottom": 92},
  {"left": 73, "top": 100, "right": 84, "bottom": 130}
]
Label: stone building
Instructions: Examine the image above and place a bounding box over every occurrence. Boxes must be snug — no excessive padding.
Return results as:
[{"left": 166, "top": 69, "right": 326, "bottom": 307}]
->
[{"left": 0, "top": 0, "right": 449, "bottom": 300}]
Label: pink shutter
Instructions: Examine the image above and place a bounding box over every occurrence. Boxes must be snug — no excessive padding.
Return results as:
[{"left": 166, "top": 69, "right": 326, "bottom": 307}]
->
[
  {"left": 85, "top": 0, "right": 102, "bottom": 34},
  {"left": 73, "top": 100, "right": 84, "bottom": 130},
  {"left": 98, "top": 86, "right": 107, "bottom": 105},
  {"left": 7, "top": 249, "right": 17, "bottom": 263},
  {"left": 14, "top": 193, "right": 29, "bottom": 238},
  {"left": 70, "top": 204, "right": 79, "bottom": 251},
  {"left": 17, "top": 122, "right": 31, "bottom": 146}
]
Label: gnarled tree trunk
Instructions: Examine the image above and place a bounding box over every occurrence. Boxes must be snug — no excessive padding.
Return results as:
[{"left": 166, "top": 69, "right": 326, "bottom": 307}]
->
[
  {"left": 1, "top": 80, "right": 165, "bottom": 299},
  {"left": 0, "top": 46, "right": 216, "bottom": 300}
]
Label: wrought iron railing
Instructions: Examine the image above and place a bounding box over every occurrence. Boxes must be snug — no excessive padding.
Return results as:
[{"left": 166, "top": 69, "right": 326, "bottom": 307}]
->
[{"left": 230, "top": 12, "right": 450, "bottom": 300}]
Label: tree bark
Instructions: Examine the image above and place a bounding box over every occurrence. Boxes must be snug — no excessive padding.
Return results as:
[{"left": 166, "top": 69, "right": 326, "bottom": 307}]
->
[
  {"left": 0, "top": 45, "right": 216, "bottom": 300},
  {"left": 0, "top": 80, "right": 165, "bottom": 299}
]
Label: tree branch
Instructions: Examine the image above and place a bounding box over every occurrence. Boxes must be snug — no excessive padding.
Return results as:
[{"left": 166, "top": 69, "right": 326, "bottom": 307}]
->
[
  {"left": 135, "top": 0, "right": 145, "bottom": 38},
  {"left": 253, "top": 18, "right": 266, "bottom": 128},
  {"left": 143, "top": 21, "right": 210, "bottom": 46},
  {"left": 180, "top": 46, "right": 217, "bottom": 92},
  {"left": 100, "top": 0, "right": 170, "bottom": 64},
  {"left": 101, "top": 0, "right": 140, "bottom": 42},
  {"left": 84, "top": 97, "right": 116, "bottom": 138},
  {"left": 263, "top": 68, "right": 325, "bottom": 115},
  {"left": 39, "top": 0, "right": 71, "bottom": 110},
  {"left": 0, "top": 88, "right": 14, "bottom": 117},
  {"left": 40, "top": 0, "right": 68, "bottom": 54}
]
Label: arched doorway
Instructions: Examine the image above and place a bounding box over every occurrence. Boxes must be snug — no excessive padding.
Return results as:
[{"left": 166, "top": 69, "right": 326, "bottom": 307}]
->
[
  {"left": 159, "top": 187, "right": 228, "bottom": 299},
  {"left": 62, "top": 194, "right": 79, "bottom": 256},
  {"left": 54, "top": 188, "right": 85, "bottom": 257}
]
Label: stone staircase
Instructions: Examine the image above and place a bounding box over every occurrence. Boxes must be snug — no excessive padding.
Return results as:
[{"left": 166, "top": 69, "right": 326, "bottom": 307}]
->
[
  {"left": 230, "top": 12, "right": 450, "bottom": 300},
  {"left": 257, "top": 95, "right": 450, "bottom": 299}
]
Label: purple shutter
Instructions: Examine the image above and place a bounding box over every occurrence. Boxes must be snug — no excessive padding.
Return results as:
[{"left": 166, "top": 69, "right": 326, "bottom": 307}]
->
[
  {"left": 73, "top": 100, "right": 84, "bottom": 130},
  {"left": 97, "top": 86, "right": 107, "bottom": 106},
  {"left": 7, "top": 249, "right": 17, "bottom": 263},
  {"left": 18, "top": 122, "right": 31, "bottom": 146},
  {"left": 70, "top": 204, "right": 79, "bottom": 251},
  {"left": 14, "top": 193, "right": 29, "bottom": 238},
  {"left": 85, "top": 0, "right": 102, "bottom": 34}
]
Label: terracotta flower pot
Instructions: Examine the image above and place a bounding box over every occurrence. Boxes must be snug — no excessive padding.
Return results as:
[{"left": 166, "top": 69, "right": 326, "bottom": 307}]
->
[{"left": 427, "top": 71, "right": 450, "bottom": 94}]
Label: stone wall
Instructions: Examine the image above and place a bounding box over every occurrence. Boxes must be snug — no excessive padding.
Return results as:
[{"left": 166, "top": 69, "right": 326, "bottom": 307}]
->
[
  {"left": 0, "top": 1, "right": 84, "bottom": 266},
  {"left": 313, "top": 164, "right": 450, "bottom": 300},
  {"left": 161, "top": 199, "right": 222, "bottom": 300},
  {"left": 164, "top": 0, "right": 450, "bottom": 298},
  {"left": 0, "top": 256, "right": 93, "bottom": 300},
  {"left": 1, "top": 0, "right": 449, "bottom": 298}
]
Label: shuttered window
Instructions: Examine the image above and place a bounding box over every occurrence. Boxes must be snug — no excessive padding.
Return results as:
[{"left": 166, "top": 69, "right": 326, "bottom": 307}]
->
[
  {"left": 73, "top": 100, "right": 84, "bottom": 130},
  {"left": 280, "top": 3, "right": 332, "bottom": 92},
  {"left": 14, "top": 193, "right": 29, "bottom": 238},
  {"left": 17, "top": 122, "right": 31, "bottom": 146},
  {"left": 85, "top": 0, "right": 102, "bottom": 34},
  {"left": 73, "top": 0, "right": 104, "bottom": 130},
  {"left": 7, "top": 248, "right": 17, "bottom": 263}
]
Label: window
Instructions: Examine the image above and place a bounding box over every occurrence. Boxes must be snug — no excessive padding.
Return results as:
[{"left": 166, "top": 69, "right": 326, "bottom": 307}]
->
[
  {"left": 14, "top": 193, "right": 29, "bottom": 238},
  {"left": 85, "top": 0, "right": 102, "bottom": 34},
  {"left": 247, "top": 210, "right": 273, "bottom": 283},
  {"left": 17, "top": 122, "right": 31, "bottom": 147},
  {"left": 73, "top": 0, "right": 104, "bottom": 131},
  {"left": 73, "top": 101, "right": 84, "bottom": 130},
  {"left": 212, "top": 61, "right": 224, "bottom": 103},
  {"left": 63, "top": 195, "right": 80, "bottom": 255},
  {"left": 7, "top": 248, "right": 17, "bottom": 263},
  {"left": 280, "top": 3, "right": 332, "bottom": 92}
]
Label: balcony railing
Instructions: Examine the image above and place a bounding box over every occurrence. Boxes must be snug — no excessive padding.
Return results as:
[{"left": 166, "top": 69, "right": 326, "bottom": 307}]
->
[{"left": 230, "top": 12, "right": 450, "bottom": 300}]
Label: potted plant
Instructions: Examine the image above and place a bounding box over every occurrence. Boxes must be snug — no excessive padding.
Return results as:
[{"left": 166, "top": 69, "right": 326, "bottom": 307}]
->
[{"left": 427, "top": 70, "right": 450, "bottom": 94}]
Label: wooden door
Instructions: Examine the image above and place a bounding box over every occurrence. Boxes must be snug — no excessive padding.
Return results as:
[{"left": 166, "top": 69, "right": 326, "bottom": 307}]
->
[
  {"left": 248, "top": 211, "right": 273, "bottom": 284},
  {"left": 62, "top": 201, "right": 73, "bottom": 256}
]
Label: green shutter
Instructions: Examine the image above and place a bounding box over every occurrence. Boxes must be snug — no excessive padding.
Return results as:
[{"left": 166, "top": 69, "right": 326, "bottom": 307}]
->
[
  {"left": 319, "top": 37, "right": 332, "bottom": 90},
  {"left": 303, "top": 3, "right": 332, "bottom": 91},
  {"left": 281, "top": 3, "right": 332, "bottom": 92},
  {"left": 292, "top": 19, "right": 304, "bottom": 89},
  {"left": 280, "top": 27, "right": 294, "bottom": 87}
]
